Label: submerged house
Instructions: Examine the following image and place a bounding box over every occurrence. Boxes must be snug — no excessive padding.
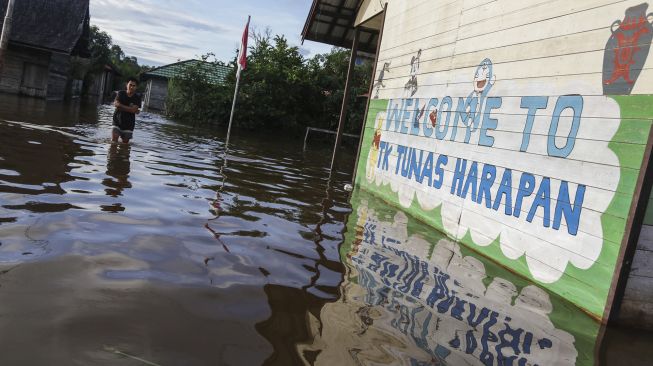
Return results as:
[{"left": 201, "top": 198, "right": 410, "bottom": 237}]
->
[
  {"left": 303, "top": 0, "right": 653, "bottom": 345},
  {"left": 0, "top": 0, "right": 90, "bottom": 100},
  {"left": 141, "top": 60, "right": 233, "bottom": 112},
  {"left": 85, "top": 63, "right": 120, "bottom": 103}
]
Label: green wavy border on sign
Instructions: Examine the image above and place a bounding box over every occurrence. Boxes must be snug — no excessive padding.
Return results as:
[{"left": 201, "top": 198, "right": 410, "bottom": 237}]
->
[{"left": 351, "top": 97, "right": 653, "bottom": 319}]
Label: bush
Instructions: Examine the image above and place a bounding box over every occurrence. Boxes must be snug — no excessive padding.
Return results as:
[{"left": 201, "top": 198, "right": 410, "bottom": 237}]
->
[{"left": 166, "top": 32, "right": 372, "bottom": 134}]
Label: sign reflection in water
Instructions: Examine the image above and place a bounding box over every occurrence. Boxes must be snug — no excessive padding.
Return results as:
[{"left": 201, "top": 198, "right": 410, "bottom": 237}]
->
[{"left": 300, "top": 189, "right": 600, "bottom": 366}]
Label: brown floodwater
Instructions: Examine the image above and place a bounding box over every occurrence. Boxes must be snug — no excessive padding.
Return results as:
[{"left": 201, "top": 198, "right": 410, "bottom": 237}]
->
[{"left": 0, "top": 94, "right": 650, "bottom": 366}]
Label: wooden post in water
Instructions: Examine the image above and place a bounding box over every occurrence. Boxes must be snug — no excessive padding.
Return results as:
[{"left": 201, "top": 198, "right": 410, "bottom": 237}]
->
[
  {"left": 0, "top": 0, "right": 15, "bottom": 73},
  {"left": 330, "top": 28, "right": 360, "bottom": 172}
]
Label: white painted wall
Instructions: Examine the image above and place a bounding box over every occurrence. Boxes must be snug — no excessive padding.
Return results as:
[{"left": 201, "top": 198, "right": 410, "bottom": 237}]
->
[{"left": 357, "top": 0, "right": 653, "bottom": 321}]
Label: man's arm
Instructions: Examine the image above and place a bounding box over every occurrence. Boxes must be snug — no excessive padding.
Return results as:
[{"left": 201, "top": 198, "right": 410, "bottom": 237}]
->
[
  {"left": 133, "top": 97, "right": 141, "bottom": 114},
  {"left": 113, "top": 98, "right": 139, "bottom": 113},
  {"left": 133, "top": 94, "right": 142, "bottom": 114}
]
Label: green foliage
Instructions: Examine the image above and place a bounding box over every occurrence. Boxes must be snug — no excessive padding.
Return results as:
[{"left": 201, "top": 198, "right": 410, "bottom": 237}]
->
[
  {"left": 166, "top": 55, "right": 232, "bottom": 124},
  {"left": 85, "top": 25, "right": 152, "bottom": 92},
  {"left": 88, "top": 25, "right": 112, "bottom": 72},
  {"left": 306, "top": 48, "right": 372, "bottom": 134},
  {"left": 166, "top": 31, "right": 372, "bottom": 134}
]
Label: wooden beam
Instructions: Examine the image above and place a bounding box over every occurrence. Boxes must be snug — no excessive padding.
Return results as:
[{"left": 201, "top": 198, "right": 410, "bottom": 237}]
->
[
  {"left": 0, "top": 0, "right": 16, "bottom": 73},
  {"left": 607, "top": 124, "right": 653, "bottom": 324},
  {"left": 326, "top": 0, "right": 347, "bottom": 43},
  {"left": 319, "top": 2, "right": 356, "bottom": 15},
  {"left": 304, "top": 32, "right": 376, "bottom": 53},
  {"left": 330, "top": 27, "right": 360, "bottom": 172},
  {"left": 351, "top": 5, "right": 387, "bottom": 185},
  {"left": 301, "top": 0, "right": 320, "bottom": 42}
]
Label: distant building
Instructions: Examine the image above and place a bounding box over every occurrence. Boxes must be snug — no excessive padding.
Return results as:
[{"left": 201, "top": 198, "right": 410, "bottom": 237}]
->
[
  {"left": 141, "top": 60, "right": 233, "bottom": 112},
  {"left": 85, "top": 63, "right": 121, "bottom": 104},
  {"left": 0, "top": 0, "right": 90, "bottom": 100}
]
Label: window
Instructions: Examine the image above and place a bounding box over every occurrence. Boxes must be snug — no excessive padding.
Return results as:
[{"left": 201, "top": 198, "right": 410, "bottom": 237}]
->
[{"left": 21, "top": 63, "right": 48, "bottom": 90}]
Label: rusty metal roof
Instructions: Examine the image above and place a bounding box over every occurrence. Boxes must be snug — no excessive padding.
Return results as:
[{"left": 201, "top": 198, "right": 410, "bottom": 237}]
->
[
  {"left": 0, "top": 0, "right": 90, "bottom": 57},
  {"left": 142, "top": 60, "right": 233, "bottom": 85},
  {"left": 301, "top": 0, "right": 379, "bottom": 54}
]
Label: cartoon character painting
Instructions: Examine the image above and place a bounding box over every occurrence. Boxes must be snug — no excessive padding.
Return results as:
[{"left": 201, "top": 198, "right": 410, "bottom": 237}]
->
[
  {"left": 458, "top": 58, "right": 496, "bottom": 140},
  {"left": 404, "top": 49, "right": 421, "bottom": 97},
  {"left": 473, "top": 58, "right": 494, "bottom": 96},
  {"left": 366, "top": 115, "right": 385, "bottom": 182},
  {"left": 373, "top": 62, "right": 391, "bottom": 99}
]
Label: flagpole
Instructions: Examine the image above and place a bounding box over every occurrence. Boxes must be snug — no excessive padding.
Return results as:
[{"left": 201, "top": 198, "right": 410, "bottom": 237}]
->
[
  {"left": 224, "top": 66, "right": 241, "bottom": 160},
  {"left": 223, "top": 15, "right": 250, "bottom": 162}
]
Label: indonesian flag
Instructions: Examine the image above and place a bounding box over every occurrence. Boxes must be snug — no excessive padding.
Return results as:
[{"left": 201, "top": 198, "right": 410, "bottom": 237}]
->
[{"left": 238, "top": 16, "right": 250, "bottom": 71}]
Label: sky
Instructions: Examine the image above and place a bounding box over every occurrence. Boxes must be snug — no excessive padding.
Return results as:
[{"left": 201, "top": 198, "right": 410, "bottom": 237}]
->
[{"left": 89, "top": 0, "right": 332, "bottom": 67}]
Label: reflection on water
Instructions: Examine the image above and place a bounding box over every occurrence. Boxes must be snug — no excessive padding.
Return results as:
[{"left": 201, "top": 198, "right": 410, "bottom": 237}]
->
[
  {"left": 301, "top": 188, "right": 599, "bottom": 366},
  {"left": 104, "top": 143, "right": 131, "bottom": 201},
  {"left": 0, "top": 96, "right": 353, "bottom": 364},
  {"left": 0, "top": 96, "right": 651, "bottom": 365}
]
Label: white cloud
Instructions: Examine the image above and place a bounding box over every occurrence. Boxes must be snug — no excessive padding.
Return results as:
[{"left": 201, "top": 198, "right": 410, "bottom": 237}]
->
[{"left": 89, "top": 0, "right": 332, "bottom": 65}]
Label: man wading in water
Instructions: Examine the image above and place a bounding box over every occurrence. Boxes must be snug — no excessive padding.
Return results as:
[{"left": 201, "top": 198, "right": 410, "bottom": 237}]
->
[{"left": 112, "top": 77, "right": 142, "bottom": 144}]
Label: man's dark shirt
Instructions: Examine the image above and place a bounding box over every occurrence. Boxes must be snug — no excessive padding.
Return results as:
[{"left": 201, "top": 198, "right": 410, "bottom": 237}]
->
[{"left": 113, "top": 90, "right": 142, "bottom": 131}]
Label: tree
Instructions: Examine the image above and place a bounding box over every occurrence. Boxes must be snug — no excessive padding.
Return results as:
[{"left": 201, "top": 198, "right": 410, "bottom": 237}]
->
[
  {"left": 165, "top": 30, "right": 372, "bottom": 135},
  {"left": 88, "top": 25, "right": 112, "bottom": 72},
  {"left": 166, "top": 54, "right": 232, "bottom": 124},
  {"left": 85, "top": 25, "right": 151, "bottom": 94},
  {"left": 110, "top": 45, "right": 125, "bottom": 63},
  {"left": 307, "top": 48, "right": 372, "bottom": 134}
]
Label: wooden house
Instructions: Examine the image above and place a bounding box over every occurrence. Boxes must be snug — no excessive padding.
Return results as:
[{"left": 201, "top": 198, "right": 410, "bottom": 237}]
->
[
  {"left": 0, "top": 0, "right": 90, "bottom": 100},
  {"left": 141, "top": 60, "right": 233, "bottom": 112},
  {"left": 85, "top": 63, "right": 120, "bottom": 103},
  {"left": 303, "top": 0, "right": 653, "bottom": 331}
]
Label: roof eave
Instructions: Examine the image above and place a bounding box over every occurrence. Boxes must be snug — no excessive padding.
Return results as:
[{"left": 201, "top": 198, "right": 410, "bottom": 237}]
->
[
  {"left": 300, "top": 0, "right": 379, "bottom": 53},
  {"left": 301, "top": 0, "right": 320, "bottom": 43}
]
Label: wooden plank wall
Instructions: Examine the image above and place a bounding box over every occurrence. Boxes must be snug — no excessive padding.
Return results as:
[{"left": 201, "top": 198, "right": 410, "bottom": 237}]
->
[
  {"left": 0, "top": 46, "right": 50, "bottom": 98},
  {"left": 620, "top": 201, "right": 653, "bottom": 328},
  {"left": 46, "top": 53, "right": 71, "bottom": 100},
  {"left": 144, "top": 78, "right": 167, "bottom": 112},
  {"left": 355, "top": 0, "right": 385, "bottom": 27},
  {"left": 356, "top": 0, "right": 653, "bottom": 322},
  {"left": 0, "top": 53, "right": 28, "bottom": 95}
]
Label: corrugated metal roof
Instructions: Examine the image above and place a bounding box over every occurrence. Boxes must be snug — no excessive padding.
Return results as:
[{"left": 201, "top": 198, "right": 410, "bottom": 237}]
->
[
  {"left": 142, "top": 60, "right": 233, "bottom": 85},
  {"left": 301, "top": 0, "right": 378, "bottom": 54}
]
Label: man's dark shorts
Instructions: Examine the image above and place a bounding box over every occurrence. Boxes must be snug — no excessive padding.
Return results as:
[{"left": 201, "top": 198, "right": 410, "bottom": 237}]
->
[{"left": 113, "top": 125, "right": 133, "bottom": 140}]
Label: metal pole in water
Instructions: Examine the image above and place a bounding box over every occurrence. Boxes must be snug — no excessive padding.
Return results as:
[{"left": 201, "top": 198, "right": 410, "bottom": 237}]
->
[
  {"left": 330, "top": 28, "right": 360, "bottom": 172},
  {"left": 224, "top": 67, "right": 242, "bottom": 161},
  {"left": 0, "top": 0, "right": 16, "bottom": 73},
  {"left": 224, "top": 15, "right": 250, "bottom": 162}
]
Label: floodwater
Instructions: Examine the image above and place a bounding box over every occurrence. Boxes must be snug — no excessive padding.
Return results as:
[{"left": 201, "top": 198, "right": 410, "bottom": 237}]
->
[{"left": 0, "top": 94, "right": 650, "bottom": 365}]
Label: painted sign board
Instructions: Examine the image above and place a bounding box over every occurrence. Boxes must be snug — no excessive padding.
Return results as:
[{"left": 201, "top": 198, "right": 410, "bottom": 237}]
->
[{"left": 354, "top": 0, "right": 653, "bottom": 320}]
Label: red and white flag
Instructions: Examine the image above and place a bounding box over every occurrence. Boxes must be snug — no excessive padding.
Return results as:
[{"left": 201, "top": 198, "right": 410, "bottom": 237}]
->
[{"left": 237, "top": 16, "right": 250, "bottom": 71}]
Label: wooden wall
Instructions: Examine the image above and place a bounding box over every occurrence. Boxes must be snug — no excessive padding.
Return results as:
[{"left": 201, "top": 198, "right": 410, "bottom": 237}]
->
[
  {"left": 620, "top": 198, "right": 653, "bottom": 329},
  {"left": 143, "top": 78, "right": 167, "bottom": 112},
  {"left": 0, "top": 45, "right": 50, "bottom": 98},
  {"left": 46, "top": 53, "right": 71, "bottom": 100},
  {"left": 86, "top": 71, "right": 115, "bottom": 103},
  {"left": 354, "top": 0, "right": 653, "bottom": 323},
  {"left": 0, "top": 45, "right": 75, "bottom": 100},
  {"left": 355, "top": 0, "right": 384, "bottom": 27}
]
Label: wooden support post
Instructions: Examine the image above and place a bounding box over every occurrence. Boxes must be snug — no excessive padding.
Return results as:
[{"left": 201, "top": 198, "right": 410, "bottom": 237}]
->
[
  {"left": 607, "top": 125, "right": 653, "bottom": 323},
  {"left": 0, "top": 0, "right": 15, "bottom": 73},
  {"left": 330, "top": 28, "right": 360, "bottom": 172},
  {"left": 351, "top": 5, "right": 387, "bottom": 185}
]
